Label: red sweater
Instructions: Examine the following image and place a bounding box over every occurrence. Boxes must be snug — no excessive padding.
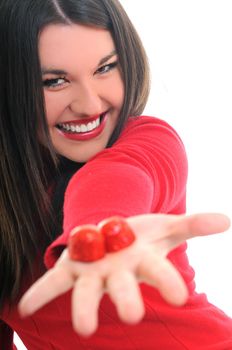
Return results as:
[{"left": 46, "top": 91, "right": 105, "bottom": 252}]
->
[{"left": 1, "top": 116, "right": 232, "bottom": 349}]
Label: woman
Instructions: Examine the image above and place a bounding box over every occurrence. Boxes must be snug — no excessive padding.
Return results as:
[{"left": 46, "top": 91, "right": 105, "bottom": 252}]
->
[{"left": 0, "top": 0, "right": 232, "bottom": 349}]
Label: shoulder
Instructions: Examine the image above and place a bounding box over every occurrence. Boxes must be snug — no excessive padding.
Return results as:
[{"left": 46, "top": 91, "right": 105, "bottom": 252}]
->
[
  {"left": 89, "top": 115, "right": 187, "bottom": 177},
  {"left": 88, "top": 115, "right": 187, "bottom": 171},
  {"left": 115, "top": 115, "right": 185, "bottom": 149},
  {"left": 125, "top": 115, "right": 171, "bottom": 128}
]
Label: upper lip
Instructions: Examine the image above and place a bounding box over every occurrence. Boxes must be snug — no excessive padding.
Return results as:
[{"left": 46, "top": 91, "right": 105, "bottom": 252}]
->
[{"left": 57, "top": 112, "right": 107, "bottom": 126}]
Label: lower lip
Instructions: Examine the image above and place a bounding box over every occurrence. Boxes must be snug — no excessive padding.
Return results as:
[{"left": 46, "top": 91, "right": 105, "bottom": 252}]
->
[{"left": 57, "top": 113, "right": 108, "bottom": 141}]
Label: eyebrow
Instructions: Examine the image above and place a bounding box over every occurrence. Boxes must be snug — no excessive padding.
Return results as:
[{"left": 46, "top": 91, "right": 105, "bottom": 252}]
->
[
  {"left": 98, "top": 50, "right": 117, "bottom": 65},
  {"left": 41, "top": 50, "right": 117, "bottom": 75}
]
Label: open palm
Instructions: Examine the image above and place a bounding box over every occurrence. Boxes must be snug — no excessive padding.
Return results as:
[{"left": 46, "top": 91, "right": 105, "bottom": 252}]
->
[{"left": 19, "top": 212, "right": 230, "bottom": 337}]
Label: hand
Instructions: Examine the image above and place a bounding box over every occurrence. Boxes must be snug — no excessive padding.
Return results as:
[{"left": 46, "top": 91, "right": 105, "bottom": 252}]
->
[{"left": 18, "top": 213, "right": 230, "bottom": 337}]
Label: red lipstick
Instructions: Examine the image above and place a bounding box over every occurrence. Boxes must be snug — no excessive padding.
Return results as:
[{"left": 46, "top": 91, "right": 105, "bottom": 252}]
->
[{"left": 56, "top": 113, "right": 108, "bottom": 141}]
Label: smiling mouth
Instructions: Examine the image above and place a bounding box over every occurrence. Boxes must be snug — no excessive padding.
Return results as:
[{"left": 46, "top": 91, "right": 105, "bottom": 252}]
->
[{"left": 56, "top": 113, "right": 106, "bottom": 134}]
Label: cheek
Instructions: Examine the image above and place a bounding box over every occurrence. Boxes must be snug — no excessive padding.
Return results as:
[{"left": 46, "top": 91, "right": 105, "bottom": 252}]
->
[
  {"left": 101, "top": 71, "right": 124, "bottom": 108},
  {"left": 117, "top": 76, "right": 125, "bottom": 106},
  {"left": 44, "top": 93, "right": 66, "bottom": 126},
  {"left": 109, "top": 76, "right": 125, "bottom": 107}
]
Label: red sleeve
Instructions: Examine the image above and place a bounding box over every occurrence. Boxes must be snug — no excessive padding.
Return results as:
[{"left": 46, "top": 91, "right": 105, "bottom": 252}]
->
[{"left": 44, "top": 116, "right": 188, "bottom": 268}]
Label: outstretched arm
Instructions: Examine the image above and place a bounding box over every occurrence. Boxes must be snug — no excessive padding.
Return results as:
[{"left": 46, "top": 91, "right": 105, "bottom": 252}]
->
[{"left": 18, "top": 212, "right": 230, "bottom": 337}]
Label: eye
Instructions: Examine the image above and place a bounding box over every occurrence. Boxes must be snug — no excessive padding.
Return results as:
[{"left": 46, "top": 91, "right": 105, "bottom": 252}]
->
[
  {"left": 95, "top": 61, "right": 118, "bottom": 75},
  {"left": 43, "top": 77, "right": 68, "bottom": 89}
]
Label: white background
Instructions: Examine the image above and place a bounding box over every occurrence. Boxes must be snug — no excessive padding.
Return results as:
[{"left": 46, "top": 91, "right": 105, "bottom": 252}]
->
[{"left": 15, "top": 0, "right": 232, "bottom": 348}]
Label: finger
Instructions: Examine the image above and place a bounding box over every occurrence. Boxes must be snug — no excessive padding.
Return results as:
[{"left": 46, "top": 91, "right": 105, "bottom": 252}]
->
[
  {"left": 167, "top": 213, "right": 231, "bottom": 249},
  {"left": 172, "top": 213, "right": 230, "bottom": 238},
  {"left": 137, "top": 253, "right": 189, "bottom": 306},
  {"left": 71, "top": 274, "right": 104, "bottom": 337},
  {"left": 106, "top": 270, "right": 145, "bottom": 324},
  {"left": 19, "top": 266, "right": 75, "bottom": 317}
]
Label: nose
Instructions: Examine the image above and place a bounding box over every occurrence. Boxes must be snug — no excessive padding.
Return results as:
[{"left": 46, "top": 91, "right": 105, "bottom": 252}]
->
[{"left": 69, "top": 81, "right": 102, "bottom": 116}]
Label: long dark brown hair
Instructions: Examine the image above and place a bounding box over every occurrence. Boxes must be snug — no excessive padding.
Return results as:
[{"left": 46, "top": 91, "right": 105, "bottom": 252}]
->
[{"left": 0, "top": 0, "right": 150, "bottom": 308}]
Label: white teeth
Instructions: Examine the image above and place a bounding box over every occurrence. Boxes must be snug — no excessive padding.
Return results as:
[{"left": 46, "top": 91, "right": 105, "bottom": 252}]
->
[
  {"left": 87, "top": 122, "right": 94, "bottom": 131},
  {"left": 59, "top": 117, "right": 102, "bottom": 133},
  {"left": 80, "top": 124, "right": 87, "bottom": 132},
  {"left": 75, "top": 125, "right": 81, "bottom": 132}
]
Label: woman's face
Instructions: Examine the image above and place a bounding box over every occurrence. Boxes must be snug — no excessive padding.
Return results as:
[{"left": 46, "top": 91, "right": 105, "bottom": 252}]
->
[{"left": 39, "top": 24, "right": 124, "bottom": 162}]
